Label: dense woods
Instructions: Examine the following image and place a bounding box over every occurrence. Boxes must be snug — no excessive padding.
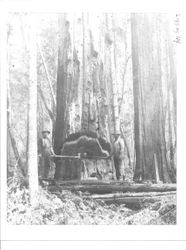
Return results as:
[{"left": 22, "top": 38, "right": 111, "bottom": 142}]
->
[{"left": 6, "top": 12, "right": 177, "bottom": 224}]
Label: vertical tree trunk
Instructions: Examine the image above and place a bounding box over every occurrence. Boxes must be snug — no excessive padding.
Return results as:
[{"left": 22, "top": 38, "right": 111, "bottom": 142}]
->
[
  {"left": 131, "top": 13, "right": 173, "bottom": 183},
  {"left": 54, "top": 14, "right": 72, "bottom": 179},
  {"left": 131, "top": 14, "right": 143, "bottom": 181},
  {"left": 27, "top": 14, "right": 38, "bottom": 204},
  {"left": 81, "top": 13, "right": 87, "bottom": 131},
  {"left": 111, "top": 14, "right": 120, "bottom": 133},
  {"left": 54, "top": 14, "right": 70, "bottom": 152},
  {"left": 163, "top": 16, "right": 177, "bottom": 182}
]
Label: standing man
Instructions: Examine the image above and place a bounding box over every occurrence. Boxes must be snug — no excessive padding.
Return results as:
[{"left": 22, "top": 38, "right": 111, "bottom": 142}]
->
[
  {"left": 112, "top": 131, "right": 125, "bottom": 181},
  {"left": 38, "top": 128, "right": 56, "bottom": 178}
]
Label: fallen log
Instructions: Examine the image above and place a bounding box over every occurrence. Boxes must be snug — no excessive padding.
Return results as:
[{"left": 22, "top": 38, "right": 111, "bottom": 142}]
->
[
  {"left": 84, "top": 191, "right": 176, "bottom": 207},
  {"left": 42, "top": 179, "right": 112, "bottom": 186},
  {"left": 58, "top": 183, "right": 176, "bottom": 194},
  {"left": 93, "top": 195, "right": 174, "bottom": 206},
  {"left": 56, "top": 180, "right": 111, "bottom": 186},
  {"left": 85, "top": 191, "right": 176, "bottom": 199},
  {"left": 102, "top": 195, "right": 174, "bottom": 207},
  {"left": 44, "top": 179, "right": 137, "bottom": 186}
]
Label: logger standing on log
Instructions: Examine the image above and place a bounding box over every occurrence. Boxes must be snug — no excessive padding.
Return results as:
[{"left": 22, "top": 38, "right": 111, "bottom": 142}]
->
[
  {"left": 38, "top": 128, "right": 56, "bottom": 178},
  {"left": 112, "top": 131, "right": 125, "bottom": 181}
]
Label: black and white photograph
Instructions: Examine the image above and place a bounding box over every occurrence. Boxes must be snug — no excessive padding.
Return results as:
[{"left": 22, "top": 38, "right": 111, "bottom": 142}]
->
[{"left": 3, "top": 10, "right": 178, "bottom": 227}]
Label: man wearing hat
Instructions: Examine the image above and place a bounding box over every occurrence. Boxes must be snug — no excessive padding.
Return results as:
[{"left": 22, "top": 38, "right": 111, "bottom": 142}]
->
[
  {"left": 38, "top": 128, "right": 56, "bottom": 178},
  {"left": 112, "top": 131, "right": 124, "bottom": 181}
]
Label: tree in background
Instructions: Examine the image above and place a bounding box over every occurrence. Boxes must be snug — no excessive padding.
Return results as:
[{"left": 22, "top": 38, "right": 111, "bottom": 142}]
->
[
  {"left": 27, "top": 14, "right": 38, "bottom": 204},
  {"left": 7, "top": 21, "right": 25, "bottom": 177},
  {"left": 131, "top": 13, "right": 176, "bottom": 183}
]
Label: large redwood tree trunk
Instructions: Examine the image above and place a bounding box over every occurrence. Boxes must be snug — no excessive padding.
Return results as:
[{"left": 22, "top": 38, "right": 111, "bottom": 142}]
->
[
  {"left": 53, "top": 14, "right": 134, "bottom": 181},
  {"left": 53, "top": 14, "right": 114, "bottom": 180},
  {"left": 131, "top": 13, "right": 175, "bottom": 183}
]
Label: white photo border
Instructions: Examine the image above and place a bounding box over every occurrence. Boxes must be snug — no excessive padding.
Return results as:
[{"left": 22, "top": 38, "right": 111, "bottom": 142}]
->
[{"left": 1, "top": 0, "right": 186, "bottom": 243}]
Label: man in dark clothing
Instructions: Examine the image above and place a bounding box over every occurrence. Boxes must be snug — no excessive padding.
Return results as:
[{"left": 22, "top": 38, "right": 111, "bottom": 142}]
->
[
  {"left": 38, "top": 129, "right": 56, "bottom": 178},
  {"left": 112, "top": 132, "right": 124, "bottom": 181}
]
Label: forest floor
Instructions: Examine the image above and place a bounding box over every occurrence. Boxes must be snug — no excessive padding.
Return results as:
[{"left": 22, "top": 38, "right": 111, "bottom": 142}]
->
[{"left": 7, "top": 176, "right": 176, "bottom": 225}]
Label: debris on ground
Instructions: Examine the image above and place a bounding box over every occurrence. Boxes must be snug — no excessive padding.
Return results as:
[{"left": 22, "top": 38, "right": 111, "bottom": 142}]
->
[{"left": 7, "top": 179, "right": 176, "bottom": 225}]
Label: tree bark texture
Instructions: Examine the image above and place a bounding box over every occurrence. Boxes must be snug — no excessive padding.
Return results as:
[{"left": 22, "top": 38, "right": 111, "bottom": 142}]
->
[
  {"left": 131, "top": 14, "right": 176, "bottom": 183},
  {"left": 54, "top": 14, "right": 130, "bottom": 180},
  {"left": 54, "top": 14, "right": 131, "bottom": 145}
]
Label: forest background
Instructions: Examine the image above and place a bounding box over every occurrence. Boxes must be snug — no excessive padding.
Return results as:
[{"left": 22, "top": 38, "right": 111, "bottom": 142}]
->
[
  {"left": 0, "top": 9, "right": 180, "bottom": 226},
  {"left": 7, "top": 13, "right": 177, "bottom": 183}
]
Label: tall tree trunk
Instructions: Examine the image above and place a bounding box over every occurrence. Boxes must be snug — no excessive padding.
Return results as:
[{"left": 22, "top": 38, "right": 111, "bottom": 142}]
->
[
  {"left": 81, "top": 13, "right": 88, "bottom": 131},
  {"left": 162, "top": 16, "right": 177, "bottom": 182},
  {"left": 54, "top": 14, "right": 72, "bottom": 179},
  {"left": 131, "top": 14, "right": 143, "bottom": 181},
  {"left": 111, "top": 14, "right": 120, "bottom": 133},
  {"left": 27, "top": 14, "right": 38, "bottom": 204},
  {"left": 131, "top": 13, "right": 173, "bottom": 183},
  {"left": 54, "top": 14, "right": 69, "bottom": 152}
]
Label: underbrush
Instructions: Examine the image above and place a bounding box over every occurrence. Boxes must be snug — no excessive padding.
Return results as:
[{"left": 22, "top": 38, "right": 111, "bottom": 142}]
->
[{"left": 7, "top": 178, "right": 176, "bottom": 225}]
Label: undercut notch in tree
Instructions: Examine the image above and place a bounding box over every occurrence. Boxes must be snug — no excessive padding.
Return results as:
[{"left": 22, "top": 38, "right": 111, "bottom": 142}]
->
[
  {"left": 54, "top": 132, "right": 113, "bottom": 181},
  {"left": 61, "top": 135, "right": 110, "bottom": 157}
]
